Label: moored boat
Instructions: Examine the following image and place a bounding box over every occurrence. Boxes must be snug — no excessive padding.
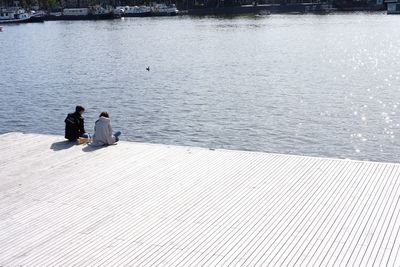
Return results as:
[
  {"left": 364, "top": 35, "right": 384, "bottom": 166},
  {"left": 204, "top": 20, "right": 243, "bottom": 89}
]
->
[
  {"left": 0, "top": 7, "right": 31, "bottom": 23},
  {"left": 28, "top": 10, "right": 45, "bottom": 22},
  {"left": 151, "top": 4, "right": 178, "bottom": 16},
  {"left": 188, "top": 2, "right": 333, "bottom": 15},
  {"left": 115, "top": 5, "right": 151, "bottom": 17},
  {"left": 46, "top": 6, "right": 117, "bottom": 20}
]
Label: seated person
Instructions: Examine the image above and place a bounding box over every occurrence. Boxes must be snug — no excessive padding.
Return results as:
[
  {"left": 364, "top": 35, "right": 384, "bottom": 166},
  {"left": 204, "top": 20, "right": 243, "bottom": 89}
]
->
[
  {"left": 91, "top": 112, "right": 121, "bottom": 146},
  {"left": 65, "top": 105, "right": 87, "bottom": 141}
]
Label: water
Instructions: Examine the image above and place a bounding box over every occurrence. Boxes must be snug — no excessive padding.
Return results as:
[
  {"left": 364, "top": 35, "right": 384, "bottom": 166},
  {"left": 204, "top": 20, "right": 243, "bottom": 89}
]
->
[{"left": 1, "top": 13, "right": 400, "bottom": 162}]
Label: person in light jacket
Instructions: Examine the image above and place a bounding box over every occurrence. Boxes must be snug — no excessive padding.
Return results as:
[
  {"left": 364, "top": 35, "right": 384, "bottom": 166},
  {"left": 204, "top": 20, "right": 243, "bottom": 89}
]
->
[{"left": 92, "top": 112, "right": 121, "bottom": 146}]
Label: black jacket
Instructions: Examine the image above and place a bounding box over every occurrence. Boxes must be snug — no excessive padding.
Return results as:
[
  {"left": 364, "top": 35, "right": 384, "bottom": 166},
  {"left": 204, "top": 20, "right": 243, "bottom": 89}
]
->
[{"left": 65, "top": 112, "right": 85, "bottom": 140}]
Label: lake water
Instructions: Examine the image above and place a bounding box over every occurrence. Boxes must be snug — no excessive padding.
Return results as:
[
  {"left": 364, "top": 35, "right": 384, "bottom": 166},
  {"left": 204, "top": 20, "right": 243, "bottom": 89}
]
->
[{"left": 1, "top": 13, "right": 400, "bottom": 162}]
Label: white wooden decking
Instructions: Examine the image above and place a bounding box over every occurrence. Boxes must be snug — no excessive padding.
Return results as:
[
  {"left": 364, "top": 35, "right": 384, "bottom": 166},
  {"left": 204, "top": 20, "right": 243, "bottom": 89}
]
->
[{"left": 1, "top": 132, "right": 400, "bottom": 266}]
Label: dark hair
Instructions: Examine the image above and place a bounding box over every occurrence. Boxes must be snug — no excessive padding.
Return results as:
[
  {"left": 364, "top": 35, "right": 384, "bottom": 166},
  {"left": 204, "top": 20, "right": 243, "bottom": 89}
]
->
[
  {"left": 99, "top": 112, "right": 109, "bottom": 118},
  {"left": 75, "top": 105, "right": 85, "bottom": 113}
]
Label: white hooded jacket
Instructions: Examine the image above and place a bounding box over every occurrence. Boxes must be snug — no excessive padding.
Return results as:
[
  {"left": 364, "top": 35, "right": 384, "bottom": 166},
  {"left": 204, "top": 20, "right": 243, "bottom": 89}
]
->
[{"left": 92, "top": 116, "right": 116, "bottom": 146}]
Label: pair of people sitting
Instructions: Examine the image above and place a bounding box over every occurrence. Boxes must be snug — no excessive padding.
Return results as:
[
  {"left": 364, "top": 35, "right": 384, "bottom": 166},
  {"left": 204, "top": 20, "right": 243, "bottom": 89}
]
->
[{"left": 65, "top": 105, "right": 121, "bottom": 146}]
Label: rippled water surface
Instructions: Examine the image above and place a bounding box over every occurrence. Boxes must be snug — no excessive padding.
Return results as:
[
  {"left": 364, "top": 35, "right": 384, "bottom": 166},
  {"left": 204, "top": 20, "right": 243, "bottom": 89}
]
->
[{"left": 1, "top": 13, "right": 400, "bottom": 162}]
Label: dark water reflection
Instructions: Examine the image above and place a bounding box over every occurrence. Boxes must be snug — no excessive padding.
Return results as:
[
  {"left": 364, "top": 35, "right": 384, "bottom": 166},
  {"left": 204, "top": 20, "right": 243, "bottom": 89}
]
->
[{"left": 1, "top": 13, "right": 400, "bottom": 162}]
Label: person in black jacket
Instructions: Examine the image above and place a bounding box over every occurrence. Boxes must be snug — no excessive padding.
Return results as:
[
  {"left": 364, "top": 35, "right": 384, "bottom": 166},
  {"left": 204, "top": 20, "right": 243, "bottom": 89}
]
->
[{"left": 65, "top": 105, "right": 86, "bottom": 141}]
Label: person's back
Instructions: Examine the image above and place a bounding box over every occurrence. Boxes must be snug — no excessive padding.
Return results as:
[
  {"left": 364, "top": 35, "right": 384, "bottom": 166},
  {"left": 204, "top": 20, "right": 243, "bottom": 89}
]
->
[
  {"left": 65, "top": 106, "right": 85, "bottom": 141},
  {"left": 92, "top": 112, "right": 121, "bottom": 146}
]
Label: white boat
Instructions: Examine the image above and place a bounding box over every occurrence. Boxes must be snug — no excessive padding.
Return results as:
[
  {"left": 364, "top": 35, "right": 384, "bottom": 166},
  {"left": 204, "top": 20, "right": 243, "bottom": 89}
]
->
[
  {"left": 151, "top": 4, "right": 178, "bottom": 16},
  {"left": 115, "top": 5, "right": 151, "bottom": 17},
  {"left": 0, "top": 7, "right": 31, "bottom": 23},
  {"left": 46, "top": 6, "right": 116, "bottom": 20}
]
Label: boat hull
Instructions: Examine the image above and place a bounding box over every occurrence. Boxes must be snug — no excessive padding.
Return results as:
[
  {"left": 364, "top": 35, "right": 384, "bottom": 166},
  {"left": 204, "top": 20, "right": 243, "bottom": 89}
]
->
[
  {"left": 0, "top": 17, "right": 30, "bottom": 24},
  {"left": 121, "top": 12, "right": 151, "bottom": 17},
  {"left": 45, "top": 12, "right": 116, "bottom": 21},
  {"left": 188, "top": 3, "right": 332, "bottom": 15},
  {"left": 27, "top": 15, "right": 45, "bottom": 22},
  {"left": 150, "top": 11, "right": 177, "bottom": 16}
]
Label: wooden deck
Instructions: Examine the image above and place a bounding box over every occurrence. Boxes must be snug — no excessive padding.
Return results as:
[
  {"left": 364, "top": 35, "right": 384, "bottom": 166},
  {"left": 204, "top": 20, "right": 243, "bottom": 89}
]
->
[{"left": 1, "top": 132, "right": 400, "bottom": 266}]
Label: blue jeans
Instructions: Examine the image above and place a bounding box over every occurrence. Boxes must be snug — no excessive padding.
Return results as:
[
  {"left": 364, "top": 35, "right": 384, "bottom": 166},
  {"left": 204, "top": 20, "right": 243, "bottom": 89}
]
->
[
  {"left": 114, "top": 131, "right": 121, "bottom": 142},
  {"left": 81, "top": 133, "right": 91, "bottom": 139}
]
